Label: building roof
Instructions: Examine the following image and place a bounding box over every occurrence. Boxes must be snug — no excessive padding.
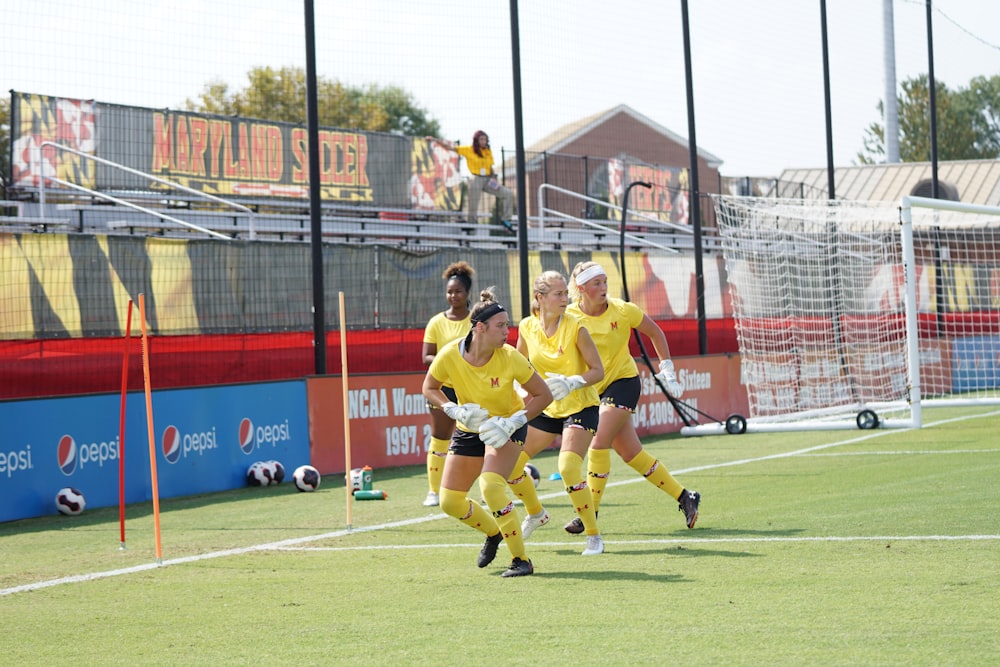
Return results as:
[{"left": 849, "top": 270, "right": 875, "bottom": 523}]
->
[
  {"left": 779, "top": 160, "right": 1000, "bottom": 206},
  {"left": 524, "top": 104, "right": 723, "bottom": 167}
]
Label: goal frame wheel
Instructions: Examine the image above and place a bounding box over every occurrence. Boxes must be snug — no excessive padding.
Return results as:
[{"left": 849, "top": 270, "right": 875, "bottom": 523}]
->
[
  {"left": 725, "top": 414, "right": 747, "bottom": 435},
  {"left": 856, "top": 409, "right": 880, "bottom": 430}
]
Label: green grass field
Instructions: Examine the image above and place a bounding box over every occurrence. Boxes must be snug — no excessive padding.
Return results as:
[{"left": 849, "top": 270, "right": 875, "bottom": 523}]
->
[{"left": 2, "top": 407, "right": 998, "bottom": 665}]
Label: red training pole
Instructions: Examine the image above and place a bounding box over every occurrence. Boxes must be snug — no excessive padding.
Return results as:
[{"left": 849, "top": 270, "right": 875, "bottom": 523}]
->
[{"left": 118, "top": 299, "right": 133, "bottom": 549}]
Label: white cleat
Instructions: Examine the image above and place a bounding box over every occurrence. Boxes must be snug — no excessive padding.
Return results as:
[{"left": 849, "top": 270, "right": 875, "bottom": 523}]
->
[
  {"left": 521, "top": 510, "right": 550, "bottom": 539},
  {"left": 422, "top": 491, "right": 440, "bottom": 507},
  {"left": 582, "top": 534, "right": 605, "bottom": 556}
]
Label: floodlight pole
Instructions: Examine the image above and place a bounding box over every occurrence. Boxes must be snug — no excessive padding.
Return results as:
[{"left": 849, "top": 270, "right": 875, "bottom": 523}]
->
[
  {"left": 304, "top": 0, "right": 327, "bottom": 374},
  {"left": 679, "top": 0, "right": 708, "bottom": 354}
]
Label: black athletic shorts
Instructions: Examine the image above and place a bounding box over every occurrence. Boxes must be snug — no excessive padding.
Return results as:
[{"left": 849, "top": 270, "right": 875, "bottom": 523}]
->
[
  {"left": 449, "top": 424, "right": 528, "bottom": 457},
  {"left": 600, "top": 376, "right": 641, "bottom": 412},
  {"left": 528, "top": 405, "right": 599, "bottom": 435}
]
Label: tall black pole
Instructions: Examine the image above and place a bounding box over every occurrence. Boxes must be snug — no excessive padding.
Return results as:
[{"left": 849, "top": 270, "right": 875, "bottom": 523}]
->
[
  {"left": 509, "top": 0, "right": 530, "bottom": 317},
  {"left": 304, "top": 0, "right": 326, "bottom": 374},
  {"left": 820, "top": 0, "right": 836, "bottom": 199},
  {"left": 925, "top": 0, "right": 939, "bottom": 198},
  {"left": 680, "top": 0, "right": 707, "bottom": 355}
]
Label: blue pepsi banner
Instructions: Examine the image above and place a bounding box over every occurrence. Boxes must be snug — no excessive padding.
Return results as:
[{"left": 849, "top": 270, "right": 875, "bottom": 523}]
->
[
  {"left": 0, "top": 381, "right": 309, "bottom": 523},
  {"left": 951, "top": 335, "right": 1000, "bottom": 393}
]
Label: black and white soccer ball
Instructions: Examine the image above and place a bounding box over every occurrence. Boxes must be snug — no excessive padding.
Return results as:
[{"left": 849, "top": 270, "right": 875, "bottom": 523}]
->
[
  {"left": 266, "top": 460, "right": 285, "bottom": 484},
  {"left": 524, "top": 463, "right": 541, "bottom": 488},
  {"left": 292, "top": 464, "right": 321, "bottom": 492},
  {"left": 247, "top": 461, "right": 272, "bottom": 487},
  {"left": 55, "top": 487, "right": 86, "bottom": 515}
]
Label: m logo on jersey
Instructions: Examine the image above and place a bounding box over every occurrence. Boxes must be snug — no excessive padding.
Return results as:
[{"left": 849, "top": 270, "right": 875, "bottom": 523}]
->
[
  {"left": 161, "top": 425, "right": 182, "bottom": 464},
  {"left": 491, "top": 377, "right": 500, "bottom": 388},
  {"left": 238, "top": 418, "right": 255, "bottom": 454},
  {"left": 57, "top": 435, "right": 78, "bottom": 476},
  {"left": 610, "top": 321, "right": 619, "bottom": 330}
]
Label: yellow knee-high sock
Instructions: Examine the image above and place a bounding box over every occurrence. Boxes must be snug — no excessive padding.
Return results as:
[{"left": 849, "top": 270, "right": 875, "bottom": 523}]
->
[
  {"left": 480, "top": 472, "right": 526, "bottom": 560},
  {"left": 587, "top": 448, "right": 612, "bottom": 512},
  {"left": 626, "top": 449, "right": 684, "bottom": 499},
  {"left": 507, "top": 450, "right": 544, "bottom": 515},
  {"left": 439, "top": 487, "right": 499, "bottom": 536},
  {"left": 558, "top": 450, "right": 598, "bottom": 536},
  {"left": 426, "top": 437, "right": 450, "bottom": 493}
]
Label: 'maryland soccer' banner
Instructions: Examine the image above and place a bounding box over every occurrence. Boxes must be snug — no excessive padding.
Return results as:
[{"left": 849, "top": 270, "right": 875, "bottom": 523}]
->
[{"left": 9, "top": 91, "right": 462, "bottom": 209}]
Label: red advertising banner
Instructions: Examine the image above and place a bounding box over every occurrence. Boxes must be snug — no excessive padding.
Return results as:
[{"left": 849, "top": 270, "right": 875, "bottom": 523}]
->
[{"left": 306, "top": 355, "right": 749, "bottom": 475}]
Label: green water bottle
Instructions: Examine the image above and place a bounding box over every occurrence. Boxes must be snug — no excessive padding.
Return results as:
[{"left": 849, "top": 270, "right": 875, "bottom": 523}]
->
[{"left": 354, "top": 489, "right": 386, "bottom": 500}]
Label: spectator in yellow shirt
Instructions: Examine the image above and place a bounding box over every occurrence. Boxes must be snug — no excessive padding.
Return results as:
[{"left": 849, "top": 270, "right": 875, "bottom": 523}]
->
[{"left": 429, "top": 131, "right": 515, "bottom": 233}]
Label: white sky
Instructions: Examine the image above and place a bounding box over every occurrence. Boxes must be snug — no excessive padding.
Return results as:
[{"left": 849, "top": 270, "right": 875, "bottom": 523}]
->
[{"left": 4, "top": 0, "right": 999, "bottom": 177}]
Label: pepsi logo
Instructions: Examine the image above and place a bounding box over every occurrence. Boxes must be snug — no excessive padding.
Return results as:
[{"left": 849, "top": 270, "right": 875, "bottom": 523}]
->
[
  {"left": 57, "top": 434, "right": 77, "bottom": 476},
  {"left": 161, "top": 425, "right": 181, "bottom": 464},
  {"left": 238, "top": 418, "right": 255, "bottom": 454}
]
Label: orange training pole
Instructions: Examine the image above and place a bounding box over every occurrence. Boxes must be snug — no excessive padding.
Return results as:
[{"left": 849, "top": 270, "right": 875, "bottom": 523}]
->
[
  {"left": 340, "top": 291, "right": 353, "bottom": 529},
  {"left": 118, "top": 299, "right": 133, "bottom": 549},
  {"left": 138, "top": 294, "right": 163, "bottom": 564}
]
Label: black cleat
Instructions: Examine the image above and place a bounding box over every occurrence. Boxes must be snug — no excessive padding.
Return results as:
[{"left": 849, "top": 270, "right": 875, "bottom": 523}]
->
[
  {"left": 501, "top": 557, "right": 534, "bottom": 578},
  {"left": 477, "top": 532, "right": 503, "bottom": 568},
  {"left": 679, "top": 490, "right": 701, "bottom": 529}
]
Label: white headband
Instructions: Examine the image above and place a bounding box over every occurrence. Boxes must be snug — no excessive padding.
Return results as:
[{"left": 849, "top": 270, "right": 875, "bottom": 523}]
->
[{"left": 575, "top": 264, "right": 607, "bottom": 286}]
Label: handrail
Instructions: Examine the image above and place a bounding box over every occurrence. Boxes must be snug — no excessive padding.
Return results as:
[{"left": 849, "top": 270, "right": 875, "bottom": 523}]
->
[
  {"left": 36, "top": 142, "right": 254, "bottom": 239},
  {"left": 536, "top": 182, "right": 691, "bottom": 253}
]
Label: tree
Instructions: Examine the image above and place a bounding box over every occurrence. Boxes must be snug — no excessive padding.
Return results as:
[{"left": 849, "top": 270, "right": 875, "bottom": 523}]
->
[
  {"left": 858, "top": 74, "right": 1000, "bottom": 164},
  {"left": 184, "top": 66, "right": 441, "bottom": 137}
]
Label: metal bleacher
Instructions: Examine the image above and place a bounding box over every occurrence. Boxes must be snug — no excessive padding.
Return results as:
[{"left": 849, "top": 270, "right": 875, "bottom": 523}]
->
[{"left": 2, "top": 148, "right": 717, "bottom": 252}]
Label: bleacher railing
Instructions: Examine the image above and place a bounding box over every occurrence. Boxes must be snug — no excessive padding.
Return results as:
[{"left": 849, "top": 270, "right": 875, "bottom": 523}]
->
[{"left": 36, "top": 141, "right": 254, "bottom": 240}]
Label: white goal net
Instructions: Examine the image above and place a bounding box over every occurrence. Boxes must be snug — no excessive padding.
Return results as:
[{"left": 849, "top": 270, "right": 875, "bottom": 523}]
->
[{"left": 685, "top": 195, "right": 1000, "bottom": 435}]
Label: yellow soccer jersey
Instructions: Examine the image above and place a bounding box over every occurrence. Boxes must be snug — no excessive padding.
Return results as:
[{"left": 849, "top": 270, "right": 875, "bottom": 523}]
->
[
  {"left": 517, "top": 313, "right": 599, "bottom": 418},
  {"left": 423, "top": 311, "right": 470, "bottom": 348},
  {"left": 428, "top": 339, "right": 535, "bottom": 429},
  {"left": 455, "top": 145, "right": 495, "bottom": 177},
  {"left": 567, "top": 297, "right": 644, "bottom": 394}
]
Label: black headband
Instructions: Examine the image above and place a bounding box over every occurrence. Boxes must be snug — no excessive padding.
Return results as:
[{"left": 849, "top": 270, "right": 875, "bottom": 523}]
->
[{"left": 471, "top": 302, "right": 505, "bottom": 325}]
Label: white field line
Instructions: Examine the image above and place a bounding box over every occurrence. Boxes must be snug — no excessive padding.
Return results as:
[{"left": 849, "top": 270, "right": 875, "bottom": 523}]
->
[
  {"left": 4, "top": 410, "right": 999, "bottom": 598},
  {"left": 276, "top": 533, "right": 1000, "bottom": 553}
]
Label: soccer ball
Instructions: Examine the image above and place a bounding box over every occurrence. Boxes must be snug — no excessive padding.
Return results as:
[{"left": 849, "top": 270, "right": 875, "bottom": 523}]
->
[
  {"left": 292, "top": 464, "right": 321, "bottom": 492},
  {"left": 267, "top": 460, "right": 285, "bottom": 484},
  {"left": 524, "top": 463, "right": 541, "bottom": 488},
  {"left": 247, "top": 461, "right": 272, "bottom": 487},
  {"left": 55, "top": 487, "right": 86, "bottom": 515}
]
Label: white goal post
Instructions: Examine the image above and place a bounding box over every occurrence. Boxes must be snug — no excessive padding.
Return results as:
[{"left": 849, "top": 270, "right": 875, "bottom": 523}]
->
[{"left": 682, "top": 194, "right": 1000, "bottom": 436}]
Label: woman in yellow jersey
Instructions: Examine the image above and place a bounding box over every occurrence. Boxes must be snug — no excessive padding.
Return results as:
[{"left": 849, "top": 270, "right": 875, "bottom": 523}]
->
[
  {"left": 422, "top": 288, "right": 552, "bottom": 578},
  {"left": 563, "top": 260, "right": 700, "bottom": 532},
  {"left": 420, "top": 261, "right": 476, "bottom": 507},
  {"left": 507, "top": 270, "right": 607, "bottom": 556},
  {"left": 428, "top": 131, "right": 515, "bottom": 232}
]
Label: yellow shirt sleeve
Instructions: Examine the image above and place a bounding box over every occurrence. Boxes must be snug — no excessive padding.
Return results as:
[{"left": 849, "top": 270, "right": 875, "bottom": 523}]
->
[{"left": 454, "top": 145, "right": 495, "bottom": 176}]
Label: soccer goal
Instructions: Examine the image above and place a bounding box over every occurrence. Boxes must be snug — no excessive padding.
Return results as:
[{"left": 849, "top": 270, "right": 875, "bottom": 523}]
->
[{"left": 681, "top": 194, "right": 1000, "bottom": 435}]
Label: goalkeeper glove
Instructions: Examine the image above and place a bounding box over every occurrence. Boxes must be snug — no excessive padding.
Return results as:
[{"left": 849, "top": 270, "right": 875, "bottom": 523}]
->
[
  {"left": 441, "top": 402, "right": 489, "bottom": 431},
  {"left": 654, "top": 359, "right": 684, "bottom": 397},
  {"left": 544, "top": 373, "right": 587, "bottom": 401},
  {"left": 478, "top": 410, "right": 528, "bottom": 449}
]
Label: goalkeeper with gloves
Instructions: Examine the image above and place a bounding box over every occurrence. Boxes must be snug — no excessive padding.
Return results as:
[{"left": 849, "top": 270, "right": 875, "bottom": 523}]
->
[
  {"left": 422, "top": 287, "right": 552, "bottom": 578},
  {"left": 562, "top": 260, "right": 701, "bottom": 532},
  {"left": 504, "top": 271, "right": 607, "bottom": 556}
]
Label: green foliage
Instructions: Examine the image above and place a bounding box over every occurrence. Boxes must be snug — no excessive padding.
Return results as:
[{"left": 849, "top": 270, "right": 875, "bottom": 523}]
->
[
  {"left": 859, "top": 74, "right": 1000, "bottom": 164},
  {"left": 185, "top": 65, "right": 441, "bottom": 136}
]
